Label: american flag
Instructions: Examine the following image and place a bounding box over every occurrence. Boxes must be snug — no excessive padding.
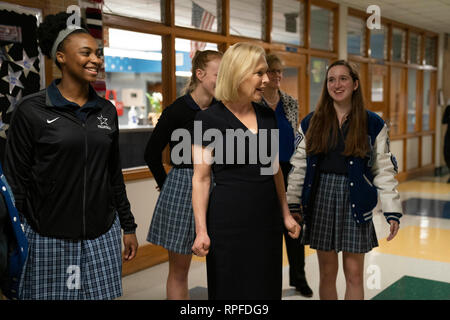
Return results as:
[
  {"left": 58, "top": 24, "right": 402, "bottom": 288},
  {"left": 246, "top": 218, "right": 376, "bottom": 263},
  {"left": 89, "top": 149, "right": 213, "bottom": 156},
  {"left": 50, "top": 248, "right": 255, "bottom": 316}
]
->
[{"left": 190, "top": 2, "right": 215, "bottom": 58}]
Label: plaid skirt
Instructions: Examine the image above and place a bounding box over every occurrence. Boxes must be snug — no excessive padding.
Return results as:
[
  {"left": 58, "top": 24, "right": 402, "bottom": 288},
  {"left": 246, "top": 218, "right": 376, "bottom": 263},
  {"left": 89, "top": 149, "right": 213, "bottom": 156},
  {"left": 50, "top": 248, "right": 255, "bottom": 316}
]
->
[
  {"left": 19, "top": 215, "right": 122, "bottom": 300},
  {"left": 303, "top": 173, "right": 378, "bottom": 253},
  {"left": 147, "top": 167, "right": 195, "bottom": 255}
]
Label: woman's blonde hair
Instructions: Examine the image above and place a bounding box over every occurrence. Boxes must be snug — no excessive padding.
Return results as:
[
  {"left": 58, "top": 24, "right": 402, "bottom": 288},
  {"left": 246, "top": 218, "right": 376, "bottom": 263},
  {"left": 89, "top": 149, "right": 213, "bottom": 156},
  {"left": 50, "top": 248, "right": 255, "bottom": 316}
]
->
[
  {"left": 215, "top": 42, "right": 266, "bottom": 103},
  {"left": 183, "top": 50, "right": 223, "bottom": 95}
]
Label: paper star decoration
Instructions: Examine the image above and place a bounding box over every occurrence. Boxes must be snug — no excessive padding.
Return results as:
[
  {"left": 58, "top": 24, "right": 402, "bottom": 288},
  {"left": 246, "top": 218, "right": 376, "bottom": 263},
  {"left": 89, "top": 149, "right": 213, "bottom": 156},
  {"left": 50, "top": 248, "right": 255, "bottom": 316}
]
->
[
  {"left": 1, "top": 64, "right": 24, "bottom": 94},
  {"left": 6, "top": 90, "right": 22, "bottom": 114},
  {"left": 0, "top": 44, "right": 14, "bottom": 63},
  {"left": 15, "top": 50, "right": 38, "bottom": 77}
]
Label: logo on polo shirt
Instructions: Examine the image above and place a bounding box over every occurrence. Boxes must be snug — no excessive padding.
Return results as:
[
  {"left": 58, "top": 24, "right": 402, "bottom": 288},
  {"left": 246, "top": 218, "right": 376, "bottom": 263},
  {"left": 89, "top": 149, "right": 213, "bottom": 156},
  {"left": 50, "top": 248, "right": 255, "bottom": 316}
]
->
[
  {"left": 47, "top": 117, "right": 60, "bottom": 124},
  {"left": 97, "top": 114, "right": 111, "bottom": 130}
]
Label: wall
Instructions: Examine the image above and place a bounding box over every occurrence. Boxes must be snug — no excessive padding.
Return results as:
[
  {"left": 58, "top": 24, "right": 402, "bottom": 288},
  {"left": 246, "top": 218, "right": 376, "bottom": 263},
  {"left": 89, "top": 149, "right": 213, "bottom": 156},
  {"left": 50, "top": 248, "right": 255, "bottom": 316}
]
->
[
  {"left": 440, "top": 34, "right": 450, "bottom": 171},
  {"left": 124, "top": 178, "right": 159, "bottom": 245},
  {"left": 443, "top": 35, "right": 450, "bottom": 103},
  {"left": 2, "top": 0, "right": 77, "bottom": 14}
]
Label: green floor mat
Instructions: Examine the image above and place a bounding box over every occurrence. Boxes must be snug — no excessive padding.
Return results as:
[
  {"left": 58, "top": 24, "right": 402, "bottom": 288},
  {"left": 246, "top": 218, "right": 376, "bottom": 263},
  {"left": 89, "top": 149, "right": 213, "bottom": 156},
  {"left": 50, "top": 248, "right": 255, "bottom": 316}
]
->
[{"left": 372, "top": 276, "right": 450, "bottom": 300}]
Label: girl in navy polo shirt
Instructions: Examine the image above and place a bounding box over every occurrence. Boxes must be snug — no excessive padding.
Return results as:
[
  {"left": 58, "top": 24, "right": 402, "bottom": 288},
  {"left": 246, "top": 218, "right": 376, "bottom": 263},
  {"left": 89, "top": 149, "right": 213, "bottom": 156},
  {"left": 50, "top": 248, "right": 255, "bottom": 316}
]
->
[{"left": 4, "top": 12, "right": 138, "bottom": 300}]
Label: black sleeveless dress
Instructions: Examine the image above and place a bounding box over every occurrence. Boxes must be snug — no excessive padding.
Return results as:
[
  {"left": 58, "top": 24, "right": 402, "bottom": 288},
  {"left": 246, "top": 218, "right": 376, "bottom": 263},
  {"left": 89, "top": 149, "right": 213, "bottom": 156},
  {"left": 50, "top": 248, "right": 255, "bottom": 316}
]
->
[{"left": 195, "top": 101, "right": 283, "bottom": 300}]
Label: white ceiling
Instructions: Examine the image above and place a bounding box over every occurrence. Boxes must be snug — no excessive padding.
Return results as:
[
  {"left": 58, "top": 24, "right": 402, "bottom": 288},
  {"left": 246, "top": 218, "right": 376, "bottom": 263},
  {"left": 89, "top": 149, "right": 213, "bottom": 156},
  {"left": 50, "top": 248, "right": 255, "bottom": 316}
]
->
[
  {"left": 339, "top": 0, "right": 450, "bottom": 34},
  {"left": 103, "top": 0, "right": 450, "bottom": 35}
]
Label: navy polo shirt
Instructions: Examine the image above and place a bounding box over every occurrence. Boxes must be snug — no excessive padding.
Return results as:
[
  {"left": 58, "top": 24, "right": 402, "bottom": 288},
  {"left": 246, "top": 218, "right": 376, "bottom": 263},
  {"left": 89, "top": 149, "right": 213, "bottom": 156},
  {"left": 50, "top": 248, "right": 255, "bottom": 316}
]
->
[
  {"left": 184, "top": 94, "right": 217, "bottom": 111},
  {"left": 318, "top": 119, "right": 350, "bottom": 175},
  {"left": 47, "top": 79, "right": 100, "bottom": 122},
  {"left": 184, "top": 93, "right": 200, "bottom": 111}
]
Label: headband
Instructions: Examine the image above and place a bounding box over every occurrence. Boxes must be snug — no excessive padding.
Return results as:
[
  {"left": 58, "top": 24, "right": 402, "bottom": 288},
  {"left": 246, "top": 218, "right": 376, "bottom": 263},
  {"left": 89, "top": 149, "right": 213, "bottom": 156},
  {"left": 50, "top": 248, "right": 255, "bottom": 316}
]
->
[{"left": 51, "top": 26, "right": 86, "bottom": 62}]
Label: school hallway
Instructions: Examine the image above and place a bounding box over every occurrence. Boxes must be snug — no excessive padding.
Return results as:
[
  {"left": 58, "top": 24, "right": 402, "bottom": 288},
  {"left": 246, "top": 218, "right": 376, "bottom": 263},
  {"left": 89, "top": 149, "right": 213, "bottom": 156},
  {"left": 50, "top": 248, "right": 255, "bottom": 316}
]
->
[{"left": 119, "top": 174, "right": 450, "bottom": 300}]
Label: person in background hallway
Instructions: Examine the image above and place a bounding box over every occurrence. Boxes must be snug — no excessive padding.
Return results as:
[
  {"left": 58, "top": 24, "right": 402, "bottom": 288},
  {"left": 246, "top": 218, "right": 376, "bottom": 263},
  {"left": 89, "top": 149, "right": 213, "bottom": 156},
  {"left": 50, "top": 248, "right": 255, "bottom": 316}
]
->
[
  {"left": 4, "top": 12, "right": 138, "bottom": 300},
  {"left": 191, "top": 43, "right": 300, "bottom": 300},
  {"left": 145, "top": 50, "right": 222, "bottom": 300},
  {"left": 287, "top": 60, "right": 402, "bottom": 300},
  {"left": 261, "top": 53, "right": 312, "bottom": 297},
  {"left": 442, "top": 101, "right": 450, "bottom": 183}
]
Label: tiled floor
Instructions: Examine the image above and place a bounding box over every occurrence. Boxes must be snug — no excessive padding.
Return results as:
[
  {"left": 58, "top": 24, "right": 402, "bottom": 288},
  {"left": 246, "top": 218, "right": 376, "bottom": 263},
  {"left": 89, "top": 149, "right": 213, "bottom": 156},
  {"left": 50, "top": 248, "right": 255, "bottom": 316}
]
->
[{"left": 119, "top": 174, "right": 450, "bottom": 300}]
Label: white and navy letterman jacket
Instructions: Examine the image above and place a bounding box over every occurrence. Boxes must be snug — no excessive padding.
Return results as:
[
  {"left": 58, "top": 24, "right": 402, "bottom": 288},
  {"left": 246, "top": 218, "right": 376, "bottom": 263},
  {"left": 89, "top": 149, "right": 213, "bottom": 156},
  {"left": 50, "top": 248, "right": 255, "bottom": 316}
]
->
[{"left": 286, "top": 110, "right": 402, "bottom": 225}]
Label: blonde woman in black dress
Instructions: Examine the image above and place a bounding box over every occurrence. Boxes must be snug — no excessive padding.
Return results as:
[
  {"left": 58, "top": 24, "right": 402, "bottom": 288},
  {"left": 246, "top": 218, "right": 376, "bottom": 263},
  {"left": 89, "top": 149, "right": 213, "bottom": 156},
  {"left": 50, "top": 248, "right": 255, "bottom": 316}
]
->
[{"left": 191, "top": 43, "right": 300, "bottom": 300}]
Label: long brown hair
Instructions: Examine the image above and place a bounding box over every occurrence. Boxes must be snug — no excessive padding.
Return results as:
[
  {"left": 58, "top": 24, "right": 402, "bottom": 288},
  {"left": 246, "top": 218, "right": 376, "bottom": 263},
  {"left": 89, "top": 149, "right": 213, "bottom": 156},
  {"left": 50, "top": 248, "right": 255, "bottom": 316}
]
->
[
  {"left": 183, "top": 50, "right": 223, "bottom": 94},
  {"left": 305, "top": 60, "right": 368, "bottom": 158}
]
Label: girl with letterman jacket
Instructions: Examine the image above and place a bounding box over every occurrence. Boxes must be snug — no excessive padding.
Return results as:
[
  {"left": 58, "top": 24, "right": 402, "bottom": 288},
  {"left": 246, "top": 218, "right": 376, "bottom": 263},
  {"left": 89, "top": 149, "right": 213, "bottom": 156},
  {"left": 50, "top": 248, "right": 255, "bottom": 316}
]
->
[{"left": 286, "top": 60, "right": 402, "bottom": 300}]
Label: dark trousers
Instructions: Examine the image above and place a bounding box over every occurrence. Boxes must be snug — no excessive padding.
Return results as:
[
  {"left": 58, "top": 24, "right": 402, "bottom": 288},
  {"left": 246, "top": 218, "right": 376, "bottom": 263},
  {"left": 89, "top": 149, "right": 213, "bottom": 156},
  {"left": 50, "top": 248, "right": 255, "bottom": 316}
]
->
[{"left": 281, "top": 161, "right": 307, "bottom": 286}]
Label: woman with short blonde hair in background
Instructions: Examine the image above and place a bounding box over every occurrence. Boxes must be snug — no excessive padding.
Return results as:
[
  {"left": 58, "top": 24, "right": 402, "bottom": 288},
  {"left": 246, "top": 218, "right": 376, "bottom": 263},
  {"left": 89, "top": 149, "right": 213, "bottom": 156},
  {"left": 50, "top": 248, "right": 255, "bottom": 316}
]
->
[{"left": 262, "top": 53, "right": 312, "bottom": 297}]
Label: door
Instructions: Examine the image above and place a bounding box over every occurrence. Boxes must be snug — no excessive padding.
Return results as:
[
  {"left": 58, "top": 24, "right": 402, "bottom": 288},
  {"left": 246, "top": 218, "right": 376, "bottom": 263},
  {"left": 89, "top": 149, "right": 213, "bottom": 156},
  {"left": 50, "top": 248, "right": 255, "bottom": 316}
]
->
[
  {"left": 270, "top": 51, "right": 307, "bottom": 122},
  {"left": 389, "top": 67, "right": 407, "bottom": 137},
  {"left": 369, "top": 64, "right": 388, "bottom": 119}
]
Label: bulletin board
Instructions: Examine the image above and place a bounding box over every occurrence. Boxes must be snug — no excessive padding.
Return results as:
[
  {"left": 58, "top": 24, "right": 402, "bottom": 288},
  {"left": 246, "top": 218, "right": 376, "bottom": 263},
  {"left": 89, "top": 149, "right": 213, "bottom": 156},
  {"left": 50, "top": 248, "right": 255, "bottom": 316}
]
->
[{"left": 0, "top": 2, "right": 44, "bottom": 161}]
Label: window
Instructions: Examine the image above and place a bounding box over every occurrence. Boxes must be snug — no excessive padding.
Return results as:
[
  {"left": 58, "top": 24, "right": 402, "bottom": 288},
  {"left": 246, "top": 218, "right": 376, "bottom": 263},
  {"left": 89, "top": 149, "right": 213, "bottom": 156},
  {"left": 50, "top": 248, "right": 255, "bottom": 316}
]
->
[
  {"left": 371, "top": 71, "right": 383, "bottom": 102},
  {"left": 409, "top": 32, "right": 421, "bottom": 64},
  {"left": 347, "top": 15, "right": 365, "bottom": 56},
  {"left": 422, "top": 71, "right": 431, "bottom": 131},
  {"left": 103, "top": 0, "right": 161, "bottom": 23},
  {"left": 389, "top": 67, "right": 404, "bottom": 136},
  {"left": 271, "top": 0, "right": 305, "bottom": 46},
  {"left": 280, "top": 67, "right": 299, "bottom": 100},
  {"left": 230, "top": 0, "right": 264, "bottom": 39},
  {"left": 369, "top": 24, "right": 387, "bottom": 60},
  {"left": 407, "top": 69, "right": 417, "bottom": 132},
  {"left": 175, "top": 0, "right": 219, "bottom": 33},
  {"left": 104, "top": 28, "right": 163, "bottom": 128},
  {"left": 424, "top": 36, "right": 437, "bottom": 66},
  {"left": 104, "top": 28, "right": 163, "bottom": 169},
  {"left": 175, "top": 38, "right": 218, "bottom": 97},
  {"left": 392, "top": 28, "right": 406, "bottom": 62},
  {"left": 309, "top": 57, "right": 328, "bottom": 111},
  {"left": 310, "top": 5, "right": 333, "bottom": 51}
]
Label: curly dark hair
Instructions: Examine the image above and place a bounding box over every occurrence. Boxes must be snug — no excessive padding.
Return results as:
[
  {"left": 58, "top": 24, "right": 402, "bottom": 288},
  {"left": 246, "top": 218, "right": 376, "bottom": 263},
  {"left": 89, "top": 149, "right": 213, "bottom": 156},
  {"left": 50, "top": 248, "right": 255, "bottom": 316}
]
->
[{"left": 37, "top": 12, "right": 88, "bottom": 68}]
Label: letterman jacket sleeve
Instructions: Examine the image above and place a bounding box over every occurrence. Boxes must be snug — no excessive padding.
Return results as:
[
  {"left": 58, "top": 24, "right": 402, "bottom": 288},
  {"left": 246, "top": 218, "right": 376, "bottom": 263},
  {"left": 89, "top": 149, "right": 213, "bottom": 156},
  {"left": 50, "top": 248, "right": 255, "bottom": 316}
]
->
[
  {"left": 371, "top": 123, "right": 403, "bottom": 223},
  {"left": 286, "top": 124, "right": 307, "bottom": 214},
  {"left": 4, "top": 102, "right": 34, "bottom": 221},
  {"left": 109, "top": 112, "right": 137, "bottom": 234}
]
